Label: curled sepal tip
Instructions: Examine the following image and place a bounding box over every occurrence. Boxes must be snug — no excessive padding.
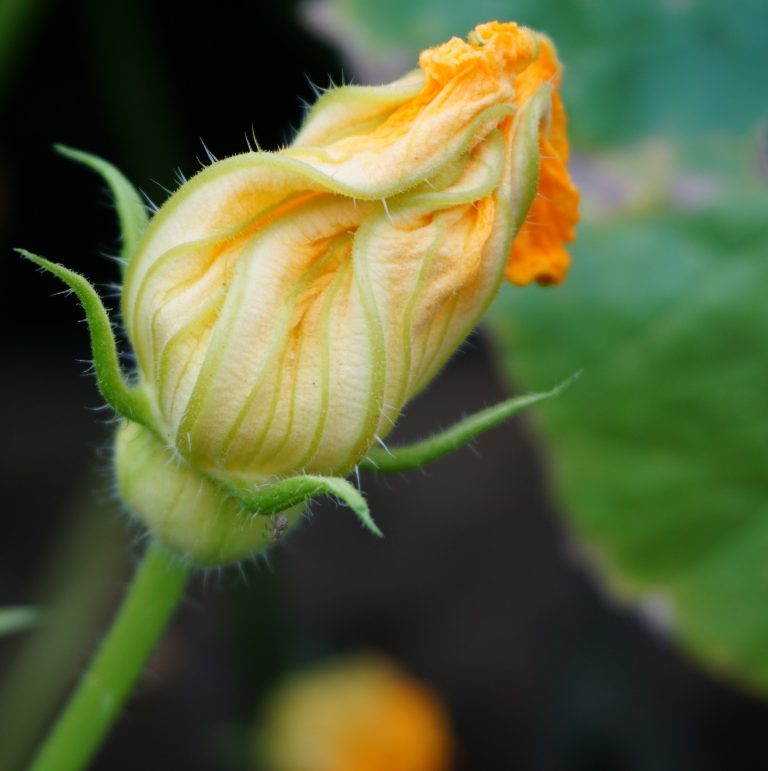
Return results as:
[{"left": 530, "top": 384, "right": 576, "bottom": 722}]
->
[
  {"left": 18, "top": 249, "right": 152, "bottom": 427},
  {"left": 226, "top": 476, "right": 382, "bottom": 538},
  {"left": 54, "top": 144, "right": 148, "bottom": 269},
  {"left": 359, "top": 372, "right": 580, "bottom": 473}
]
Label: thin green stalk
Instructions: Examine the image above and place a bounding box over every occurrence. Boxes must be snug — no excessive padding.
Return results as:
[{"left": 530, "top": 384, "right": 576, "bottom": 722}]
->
[
  {"left": 0, "top": 485, "right": 127, "bottom": 771},
  {"left": 27, "top": 540, "right": 192, "bottom": 771}
]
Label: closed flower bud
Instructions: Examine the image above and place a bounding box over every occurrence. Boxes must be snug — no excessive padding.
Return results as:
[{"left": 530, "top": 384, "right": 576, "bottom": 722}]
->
[{"left": 28, "top": 22, "right": 578, "bottom": 563}]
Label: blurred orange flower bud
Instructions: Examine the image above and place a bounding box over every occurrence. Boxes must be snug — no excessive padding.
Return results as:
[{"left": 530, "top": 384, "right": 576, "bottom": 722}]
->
[{"left": 255, "top": 655, "right": 454, "bottom": 771}]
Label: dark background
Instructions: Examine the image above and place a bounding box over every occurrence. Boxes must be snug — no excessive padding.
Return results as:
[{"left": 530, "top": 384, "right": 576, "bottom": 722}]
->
[{"left": 2, "top": 1, "right": 768, "bottom": 769}]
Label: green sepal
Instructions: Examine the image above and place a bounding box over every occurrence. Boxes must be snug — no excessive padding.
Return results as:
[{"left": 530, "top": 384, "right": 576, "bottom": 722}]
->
[
  {"left": 506, "top": 83, "right": 553, "bottom": 236},
  {"left": 359, "top": 373, "right": 580, "bottom": 473},
  {"left": 55, "top": 144, "right": 148, "bottom": 271},
  {"left": 0, "top": 606, "right": 39, "bottom": 638},
  {"left": 18, "top": 249, "right": 152, "bottom": 427},
  {"left": 226, "top": 475, "right": 382, "bottom": 537}
]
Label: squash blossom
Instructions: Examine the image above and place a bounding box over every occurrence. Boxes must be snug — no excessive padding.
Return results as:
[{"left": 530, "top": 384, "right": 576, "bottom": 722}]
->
[{"left": 24, "top": 22, "right": 578, "bottom": 564}]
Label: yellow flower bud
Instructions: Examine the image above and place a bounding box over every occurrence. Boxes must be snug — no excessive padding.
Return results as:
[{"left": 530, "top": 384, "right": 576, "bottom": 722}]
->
[
  {"left": 28, "top": 22, "right": 578, "bottom": 564},
  {"left": 122, "top": 23, "right": 575, "bottom": 473}
]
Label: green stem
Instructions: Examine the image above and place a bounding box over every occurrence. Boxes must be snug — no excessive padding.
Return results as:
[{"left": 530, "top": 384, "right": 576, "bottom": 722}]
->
[{"left": 27, "top": 540, "right": 191, "bottom": 771}]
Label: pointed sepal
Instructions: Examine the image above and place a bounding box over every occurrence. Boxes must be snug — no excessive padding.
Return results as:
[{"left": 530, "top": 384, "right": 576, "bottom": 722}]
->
[
  {"left": 359, "top": 372, "right": 580, "bottom": 473},
  {"left": 226, "top": 475, "right": 382, "bottom": 537},
  {"left": 55, "top": 144, "right": 148, "bottom": 270},
  {"left": 18, "top": 249, "right": 152, "bottom": 426}
]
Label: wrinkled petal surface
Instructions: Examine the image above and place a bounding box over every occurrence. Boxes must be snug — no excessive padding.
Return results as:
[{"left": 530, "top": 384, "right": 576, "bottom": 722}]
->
[{"left": 122, "top": 21, "right": 579, "bottom": 482}]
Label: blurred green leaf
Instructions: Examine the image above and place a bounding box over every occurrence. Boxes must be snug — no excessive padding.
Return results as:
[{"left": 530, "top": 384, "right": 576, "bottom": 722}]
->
[
  {"left": 487, "top": 140, "right": 768, "bottom": 690},
  {"left": 328, "top": 0, "right": 768, "bottom": 145},
  {"left": 0, "top": 607, "right": 39, "bottom": 637},
  {"left": 0, "top": 0, "right": 48, "bottom": 98}
]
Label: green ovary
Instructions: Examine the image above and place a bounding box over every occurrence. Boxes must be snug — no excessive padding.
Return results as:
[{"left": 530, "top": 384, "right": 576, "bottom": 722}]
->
[{"left": 114, "top": 422, "right": 303, "bottom": 565}]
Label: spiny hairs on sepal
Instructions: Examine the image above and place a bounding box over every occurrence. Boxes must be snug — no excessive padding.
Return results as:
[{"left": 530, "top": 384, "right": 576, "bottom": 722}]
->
[
  {"left": 17, "top": 249, "right": 152, "bottom": 428},
  {"left": 16, "top": 147, "right": 152, "bottom": 424},
  {"left": 225, "top": 474, "right": 381, "bottom": 537},
  {"left": 359, "top": 371, "right": 581, "bottom": 473},
  {"left": 53, "top": 144, "right": 149, "bottom": 271}
]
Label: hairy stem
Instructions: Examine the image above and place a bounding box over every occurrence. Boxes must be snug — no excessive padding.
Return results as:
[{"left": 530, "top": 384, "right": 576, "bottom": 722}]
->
[{"left": 27, "top": 540, "right": 191, "bottom": 771}]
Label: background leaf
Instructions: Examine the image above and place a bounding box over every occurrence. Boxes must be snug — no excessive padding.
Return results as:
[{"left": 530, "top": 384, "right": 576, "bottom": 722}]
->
[
  {"left": 327, "top": 0, "right": 768, "bottom": 145},
  {"left": 309, "top": 0, "right": 768, "bottom": 693},
  {"left": 488, "top": 138, "right": 768, "bottom": 689}
]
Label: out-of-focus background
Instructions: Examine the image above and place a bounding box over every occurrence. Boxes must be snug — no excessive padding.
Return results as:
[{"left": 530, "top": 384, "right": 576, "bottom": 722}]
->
[{"left": 1, "top": 0, "right": 767, "bottom": 769}]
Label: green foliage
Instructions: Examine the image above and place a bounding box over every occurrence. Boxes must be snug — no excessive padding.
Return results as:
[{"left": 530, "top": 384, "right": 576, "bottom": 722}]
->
[
  {"left": 488, "top": 141, "right": 768, "bottom": 689},
  {"left": 0, "top": 0, "right": 48, "bottom": 97},
  {"left": 329, "top": 0, "right": 768, "bottom": 689},
  {"left": 331, "top": 0, "right": 768, "bottom": 145},
  {"left": 0, "top": 607, "right": 39, "bottom": 638}
]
